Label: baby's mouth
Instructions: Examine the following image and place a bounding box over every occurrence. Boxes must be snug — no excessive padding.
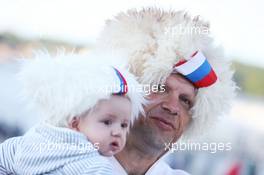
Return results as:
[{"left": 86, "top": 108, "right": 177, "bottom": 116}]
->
[{"left": 110, "top": 141, "right": 120, "bottom": 151}]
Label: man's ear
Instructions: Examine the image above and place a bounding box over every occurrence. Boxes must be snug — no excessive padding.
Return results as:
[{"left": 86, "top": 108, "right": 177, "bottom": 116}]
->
[{"left": 69, "top": 116, "right": 81, "bottom": 131}]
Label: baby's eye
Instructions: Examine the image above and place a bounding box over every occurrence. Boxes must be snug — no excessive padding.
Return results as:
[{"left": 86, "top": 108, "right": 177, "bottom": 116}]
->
[
  {"left": 121, "top": 123, "right": 128, "bottom": 128},
  {"left": 103, "top": 120, "right": 112, "bottom": 126}
]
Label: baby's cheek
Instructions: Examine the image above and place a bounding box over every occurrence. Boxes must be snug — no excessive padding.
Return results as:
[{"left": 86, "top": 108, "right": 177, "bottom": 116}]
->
[
  {"left": 121, "top": 134, "right": 127, "bottom": 148},
  {"left": 120, "top": 142, "right": 125, "bottom": 150}
]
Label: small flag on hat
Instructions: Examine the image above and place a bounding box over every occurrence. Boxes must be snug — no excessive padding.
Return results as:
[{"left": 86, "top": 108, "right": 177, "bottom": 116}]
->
[
  {"left": 173, "top": 51, "right": 217, "bottom": 88},
  {"left": 113, "top": 67, "right": 128, "bottom": 95}
]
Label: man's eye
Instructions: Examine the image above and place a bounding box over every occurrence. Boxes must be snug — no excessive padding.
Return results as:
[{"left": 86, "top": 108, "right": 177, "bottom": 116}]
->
[
  {"left": 180, "top": 96, "right": 192, "bottom": 108},
  {"left": 121, "top": 123, "right": 128, "bottom": 128},
  {"left": 103, "top": 120, "right": 112, "bottom": 125}
]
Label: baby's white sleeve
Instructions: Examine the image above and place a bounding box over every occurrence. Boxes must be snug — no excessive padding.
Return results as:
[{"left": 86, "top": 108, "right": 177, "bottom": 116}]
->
[
  {"left": 0, "top": 137, "right": 21, "bottom": 174},
  {"left": 61, "top": 155, "right": 114, "bottom": 175},
  {"left": 80, "top": 164, "right": 114, "bottom": 175}
]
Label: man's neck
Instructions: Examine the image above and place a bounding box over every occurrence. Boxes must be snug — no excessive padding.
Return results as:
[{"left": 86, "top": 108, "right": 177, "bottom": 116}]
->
[{"left": 115, "top": 142, "right": 166, "bottom": 175}]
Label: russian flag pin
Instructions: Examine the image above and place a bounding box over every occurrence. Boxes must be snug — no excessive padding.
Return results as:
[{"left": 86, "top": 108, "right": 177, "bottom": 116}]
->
[
  {"left": 173, "top": 51, "right": 217, "bottom": 88},
  {"left": 112, "top": 67, "right": 128, "bottom": 95}
]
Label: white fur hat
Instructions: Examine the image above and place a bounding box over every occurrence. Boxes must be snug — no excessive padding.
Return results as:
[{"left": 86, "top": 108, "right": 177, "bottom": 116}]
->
[
  {"left": 97, "top": 7, "right": 236, "bottom": 138},
  {"left": 17, "top": 52, "right": 146, "bottom": 127}
]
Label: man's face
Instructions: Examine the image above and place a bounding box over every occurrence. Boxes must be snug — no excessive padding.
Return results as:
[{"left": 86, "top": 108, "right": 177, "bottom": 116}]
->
[{"left": 129, "top": 74, "right": 196, "bottom": 151}]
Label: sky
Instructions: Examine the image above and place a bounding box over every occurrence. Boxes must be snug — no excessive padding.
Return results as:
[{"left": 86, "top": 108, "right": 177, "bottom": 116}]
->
[{"left": 0, "top": 0, "right": 263, "bottom": 67}]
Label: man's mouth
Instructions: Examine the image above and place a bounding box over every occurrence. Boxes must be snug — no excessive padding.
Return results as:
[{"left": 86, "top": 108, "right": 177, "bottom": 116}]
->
[{"left": 150, "top": 116, "right": 175, "bottom": 131}]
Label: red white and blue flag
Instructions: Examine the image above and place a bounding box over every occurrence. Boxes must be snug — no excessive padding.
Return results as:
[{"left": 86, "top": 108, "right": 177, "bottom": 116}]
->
[
  {"left": 113, "top": 67, "right": 128, "bottom": 95},
  {"left": 173, "top": 51, "right": 217, "bottom": 88}
]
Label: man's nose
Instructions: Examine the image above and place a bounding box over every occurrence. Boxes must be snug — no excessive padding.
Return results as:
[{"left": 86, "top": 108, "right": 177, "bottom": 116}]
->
[{"left": 161, "top": 94, "right": 180, "bottom": 116}]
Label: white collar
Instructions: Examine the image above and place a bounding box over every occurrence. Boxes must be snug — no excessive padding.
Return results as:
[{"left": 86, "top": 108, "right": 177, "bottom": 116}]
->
[{"left": 108, "top": 154, "right": 190, "bottom": 175}]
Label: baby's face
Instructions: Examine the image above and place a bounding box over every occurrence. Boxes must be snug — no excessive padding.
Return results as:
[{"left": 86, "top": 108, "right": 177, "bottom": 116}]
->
[{"left": 76, "top": 96, "right": 131, "bottom": 156}]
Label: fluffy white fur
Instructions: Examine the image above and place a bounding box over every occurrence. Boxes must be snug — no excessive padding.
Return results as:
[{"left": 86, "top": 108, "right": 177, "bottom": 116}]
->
[
  {"left": 17, "top": 52, "right": 146, "bottom": 127},
  {"left": 96, "top": 7, "right": 237, "bottom": 138}
]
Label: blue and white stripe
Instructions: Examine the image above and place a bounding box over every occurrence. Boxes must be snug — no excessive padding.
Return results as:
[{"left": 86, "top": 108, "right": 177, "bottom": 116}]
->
[
  {"left": 173, "top": 51, "right": 217, "bottom": 88},
  {"left": 0, "top": 123, "right": 114, "bottom": 175}
]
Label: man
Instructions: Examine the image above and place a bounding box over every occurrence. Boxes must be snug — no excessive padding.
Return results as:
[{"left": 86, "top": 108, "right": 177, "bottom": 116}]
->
[{"left": 96, "top": 7, "right": 236, "bottom": 175}]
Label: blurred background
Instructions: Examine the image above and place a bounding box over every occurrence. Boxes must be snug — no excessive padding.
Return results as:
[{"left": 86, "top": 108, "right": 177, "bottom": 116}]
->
[{"left": 0, "top": 0, "right": 264, "bottom": 174}]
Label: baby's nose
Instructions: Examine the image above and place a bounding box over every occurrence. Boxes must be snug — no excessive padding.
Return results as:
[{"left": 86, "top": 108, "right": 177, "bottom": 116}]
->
[{"left": 111, "top": 128, "right": 122, "bottom": 137}]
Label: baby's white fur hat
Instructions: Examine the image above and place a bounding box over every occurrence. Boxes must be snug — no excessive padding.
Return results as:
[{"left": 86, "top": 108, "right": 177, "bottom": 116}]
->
[
  {"left": 97, "top": 7, "right": 237, "bottom": 138},
  {"left": 18, "top": 51, "right": 146, "bottom": 127}
]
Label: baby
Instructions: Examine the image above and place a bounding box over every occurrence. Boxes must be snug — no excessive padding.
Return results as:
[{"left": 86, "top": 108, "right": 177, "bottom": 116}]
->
[{"left": 0, "top": 52, "right": 145, "bottom": 174}]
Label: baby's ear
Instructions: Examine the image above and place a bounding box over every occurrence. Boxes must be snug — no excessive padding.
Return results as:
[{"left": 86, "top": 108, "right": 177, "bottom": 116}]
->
[{"left": 68, "top": 116, "right": 81, "bottom": 131}]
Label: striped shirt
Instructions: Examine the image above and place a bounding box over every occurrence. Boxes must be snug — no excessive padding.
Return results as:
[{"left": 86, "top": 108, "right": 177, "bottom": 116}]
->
[{"left": 0, "top": 123, "right": 113, "bottom": 175}]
